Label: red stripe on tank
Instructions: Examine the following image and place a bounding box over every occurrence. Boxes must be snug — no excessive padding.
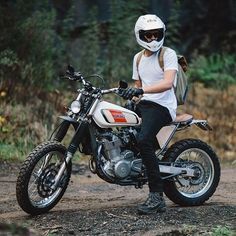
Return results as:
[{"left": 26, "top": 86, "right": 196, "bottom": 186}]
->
[{"left": 109, "top": 110, "right": 127, "bottom": 123}]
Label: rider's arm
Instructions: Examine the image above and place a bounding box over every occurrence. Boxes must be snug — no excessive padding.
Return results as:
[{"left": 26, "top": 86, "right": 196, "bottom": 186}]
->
[
  {"left": 134, "top": 79, "right": 142, "bottom": 88},
  {"left": 142, "top": 70, "right": 176, "bottom": 93}
]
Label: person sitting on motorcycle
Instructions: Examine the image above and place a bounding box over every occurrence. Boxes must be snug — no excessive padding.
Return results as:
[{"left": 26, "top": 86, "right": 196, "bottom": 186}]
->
[{"left": 120, "top": 14, "right": 178, "bottom": 214}]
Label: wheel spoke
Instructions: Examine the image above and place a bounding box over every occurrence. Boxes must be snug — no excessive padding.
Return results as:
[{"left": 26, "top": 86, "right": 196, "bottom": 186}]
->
[
  {"left": 175, "top": 148, "right": 214, "bottom": 198},
  {"left": 27, "top": 151, "right": 68, "bottom": 207},
  {"left": 16, "top": 141, "right": 71, "bottom": 215}
]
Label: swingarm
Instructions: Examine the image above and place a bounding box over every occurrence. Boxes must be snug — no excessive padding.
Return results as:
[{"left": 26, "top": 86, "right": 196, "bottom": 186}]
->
[{"left": 159, "top": 164, "right": 195, "bottom": 179}]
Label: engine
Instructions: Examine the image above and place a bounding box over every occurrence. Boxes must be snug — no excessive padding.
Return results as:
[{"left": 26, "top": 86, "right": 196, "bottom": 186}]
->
[{"left": 100, "top": 130, "right": 142, "bottom": 179}]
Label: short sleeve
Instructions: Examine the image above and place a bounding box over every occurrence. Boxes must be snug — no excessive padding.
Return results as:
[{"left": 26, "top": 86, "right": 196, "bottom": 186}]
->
[
  {"left": 163, "top": 48, "right": 178, "bottom": 71},
  {"left": 132, "top": 53, "right": 140, "bottom": 81}
]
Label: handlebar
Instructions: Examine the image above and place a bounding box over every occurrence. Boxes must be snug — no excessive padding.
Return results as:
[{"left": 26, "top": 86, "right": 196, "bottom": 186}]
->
[
  {"left": 101, "top": 88, "right": 119, "bottom": 95},
  {"left": 64, "top": 65, "right": 127, "bottom": 97},
  {"left": 65, "top": 71, "right": 83, "bottom": 82}
]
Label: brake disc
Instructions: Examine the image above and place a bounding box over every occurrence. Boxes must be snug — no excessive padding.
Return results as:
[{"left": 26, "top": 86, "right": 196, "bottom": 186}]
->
[{"left": 37, "top": 164, "right": 59, "bottom": 198}]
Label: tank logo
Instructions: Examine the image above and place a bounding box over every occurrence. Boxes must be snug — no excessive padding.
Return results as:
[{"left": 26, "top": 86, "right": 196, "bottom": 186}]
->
[{"left": 109, "top": 110, "right": 127, "bottom": 123}]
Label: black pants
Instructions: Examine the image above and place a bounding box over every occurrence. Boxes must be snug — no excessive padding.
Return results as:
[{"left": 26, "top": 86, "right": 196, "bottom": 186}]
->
[{"left": 136, "top": 100, "right": 172, "bottom": 193}]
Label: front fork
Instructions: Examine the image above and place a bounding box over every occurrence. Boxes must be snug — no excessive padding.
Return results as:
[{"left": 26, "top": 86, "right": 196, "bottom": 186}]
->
[
  {"left": 51, "top": 121, "right": 88, "bottom": 190},
  {"left": 51, "top": 152, "right": 73, "bottom": 190}
]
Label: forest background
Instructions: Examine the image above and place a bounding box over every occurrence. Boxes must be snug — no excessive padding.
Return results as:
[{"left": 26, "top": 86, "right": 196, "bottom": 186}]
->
[{"left": 0, "top": 0, "right": 236, "bottom": 163}]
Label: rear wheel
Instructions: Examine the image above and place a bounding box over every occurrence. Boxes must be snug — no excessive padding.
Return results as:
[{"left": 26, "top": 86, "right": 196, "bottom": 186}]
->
[
  {"left": 16, "top": 141, "right": 71, "bottom": 215},
  {"left": 163, "top": 139, "right": 220, "bottom": 206}
]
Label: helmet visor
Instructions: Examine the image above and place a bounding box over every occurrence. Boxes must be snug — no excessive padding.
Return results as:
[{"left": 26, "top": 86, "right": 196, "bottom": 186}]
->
[{"left": 139, "top": 29, "right": 164, "bottom": 42}]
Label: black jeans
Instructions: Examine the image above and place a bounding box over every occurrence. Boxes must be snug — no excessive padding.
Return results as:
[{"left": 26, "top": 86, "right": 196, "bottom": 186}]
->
[{"left": 136, "top": 100, "right": 172, "bottom": 193}]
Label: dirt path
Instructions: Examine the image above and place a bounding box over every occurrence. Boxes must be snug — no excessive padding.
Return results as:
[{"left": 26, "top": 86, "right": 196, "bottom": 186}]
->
[{"left": 0, "top": 163, "right": 235, "bottom": 235}]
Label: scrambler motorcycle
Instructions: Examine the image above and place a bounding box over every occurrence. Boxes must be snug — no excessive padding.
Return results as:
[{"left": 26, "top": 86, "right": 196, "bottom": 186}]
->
[{"left": 16, "top": 65, "right": 220, "bottom": 215}]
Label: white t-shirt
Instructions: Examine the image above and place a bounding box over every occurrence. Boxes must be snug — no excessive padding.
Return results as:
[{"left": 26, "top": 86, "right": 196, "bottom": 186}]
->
[{"left": 132, "top": 48, "right": 178, "bottom": 121}]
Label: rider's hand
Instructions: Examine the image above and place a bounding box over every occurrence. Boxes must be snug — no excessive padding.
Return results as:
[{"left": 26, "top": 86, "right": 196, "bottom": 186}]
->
[{"left": 119, "top": 87, "right": 144, "bottom": 100}]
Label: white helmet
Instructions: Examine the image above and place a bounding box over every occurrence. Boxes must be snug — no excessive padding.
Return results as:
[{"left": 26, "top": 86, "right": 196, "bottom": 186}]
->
[{"left": 134, "top": 14, "right": 166, "bottom": 52}]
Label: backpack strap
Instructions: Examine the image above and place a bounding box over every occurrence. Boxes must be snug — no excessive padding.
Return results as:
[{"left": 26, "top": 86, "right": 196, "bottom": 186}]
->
[
  {"left": 158, "top": 46, "right": 168, "bottom": 71},
  {"left": 136, "top": 47, "right": 168, "bottom": 79},
  {"left": 136, "top": 49, "right": 145, "bottom": 80},
  {"left": 136, "top": 50, "right": 144, "bottom": 68}
]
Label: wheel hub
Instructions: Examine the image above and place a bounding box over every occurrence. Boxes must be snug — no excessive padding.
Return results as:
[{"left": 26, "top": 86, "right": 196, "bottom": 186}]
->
[
  {"left": 190, "top": 163, "right": 205, "bottom": 185},
  {"left": 37, "top": 164, "right": 59, "bottom": 198},
  {"left": 175, "top": 161, "right": 205, "bottom": 187}
]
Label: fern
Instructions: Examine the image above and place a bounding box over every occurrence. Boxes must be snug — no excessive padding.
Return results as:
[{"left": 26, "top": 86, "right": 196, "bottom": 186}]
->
[{"left": 189, "top": 54, "right": 236, "bottom": 89}]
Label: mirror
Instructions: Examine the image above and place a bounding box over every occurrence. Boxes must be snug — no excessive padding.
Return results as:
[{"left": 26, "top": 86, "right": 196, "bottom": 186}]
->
[
  {"left": 67, "top": 65, "right": 75, "bottom": 74},
  {"left": 119, "top": 80, "right": 128, "bottom": 89}
]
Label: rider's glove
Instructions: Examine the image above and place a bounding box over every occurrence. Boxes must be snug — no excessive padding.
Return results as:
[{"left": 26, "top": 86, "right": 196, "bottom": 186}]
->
[{"left": 120, "top": 87, "right": 144, "bottom": 100}]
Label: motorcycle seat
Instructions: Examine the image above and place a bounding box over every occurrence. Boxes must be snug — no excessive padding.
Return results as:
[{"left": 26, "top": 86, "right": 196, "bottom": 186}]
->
[{"left": 172, "top": 113, "right": 193, "bottom": 125}]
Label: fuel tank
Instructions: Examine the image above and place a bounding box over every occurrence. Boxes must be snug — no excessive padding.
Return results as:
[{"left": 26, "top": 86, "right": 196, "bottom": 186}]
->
[{"left": 92, "top": 101, "right": 141, "bottom": 128}]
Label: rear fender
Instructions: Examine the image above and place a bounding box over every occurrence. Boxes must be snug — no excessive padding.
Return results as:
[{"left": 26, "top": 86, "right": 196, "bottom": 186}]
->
[{"left": 156, "top": 119, "right": 212, "bottom": 153}]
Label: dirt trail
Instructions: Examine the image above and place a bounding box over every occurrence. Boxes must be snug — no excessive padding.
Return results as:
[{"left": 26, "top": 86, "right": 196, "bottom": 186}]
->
[{"left": 0, "top": 163, "right": 235, "bottom": 235}]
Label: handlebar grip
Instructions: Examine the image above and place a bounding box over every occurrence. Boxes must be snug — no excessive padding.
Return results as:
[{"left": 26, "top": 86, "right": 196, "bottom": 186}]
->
[
  {"left": 66, "top": 70, "right": 73, "bottom": 76},
  {"left": 74, "top": 72, "right": 82, "bottom": 80}
]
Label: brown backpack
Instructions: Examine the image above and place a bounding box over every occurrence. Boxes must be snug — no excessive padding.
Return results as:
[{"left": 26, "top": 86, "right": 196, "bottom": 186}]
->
[{"left": 136, "top": 47, "right": 188, "bottom": 105}]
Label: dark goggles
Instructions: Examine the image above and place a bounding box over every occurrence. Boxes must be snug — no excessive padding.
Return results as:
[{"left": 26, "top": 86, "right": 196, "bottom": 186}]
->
[{"left": 139, "top": 29, "right": 164, "bottom": 42}]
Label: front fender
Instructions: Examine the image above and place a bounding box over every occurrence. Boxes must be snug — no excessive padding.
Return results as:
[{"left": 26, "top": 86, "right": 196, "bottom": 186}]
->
[
  {"left": 59, "top": 116, "right": 78, "bottom": 124},
  {"left": 53, "top": 116, "right": 79, "bottom": 142},
  {"left": 58, "top": 117, "right": 92, "bottom": 155}
]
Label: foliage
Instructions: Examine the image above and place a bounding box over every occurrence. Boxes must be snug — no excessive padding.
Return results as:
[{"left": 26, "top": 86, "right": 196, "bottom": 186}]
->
[
  {"left": 1, "top": 0, "right": 235, "bottom": 94},
  {"left": 103, "top": 0, "right": 149, "bottom": 84},
  {"left": 0, "top": 0, "right": 67, "bottom": 101},
  {"left": 75, "top": 0, "right": 149, "bottom": 85},
  {"left": 211, "top": 226, "right": 235, "bottom": 236},
  {"left": 0, "top": 98, "right": 59, "bottom": 161},
  {"left": 70, "top": 0, "right": 236, "bottom": 87},
  {"left": 165, "top": 1, "right": 181, "bottom": 50},
  {"left": 189, "top": 54, "right": 236, "bottom": 89},
  {"left": 174, "top": 0, "right": 236, "bottom": 55},
  {"left": 75, "top": 7, "right": 101, "bottom": 77}
]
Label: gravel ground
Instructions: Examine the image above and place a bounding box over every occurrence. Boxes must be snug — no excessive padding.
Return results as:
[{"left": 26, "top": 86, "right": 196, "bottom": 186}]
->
[{"left": 0, "top": 162, "right": 235, "bottom": 235}]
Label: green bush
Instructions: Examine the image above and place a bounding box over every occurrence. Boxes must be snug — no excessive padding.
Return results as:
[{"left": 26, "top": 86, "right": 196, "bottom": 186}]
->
[
  {"left": 0, "top": 1, "right": 66, "bottom": 101},
  {"left": 211, "top": 226, "right": 235, "bottom": 236},
  {"left": 189, "top": 54, "right": 236, "bottom": 89}
]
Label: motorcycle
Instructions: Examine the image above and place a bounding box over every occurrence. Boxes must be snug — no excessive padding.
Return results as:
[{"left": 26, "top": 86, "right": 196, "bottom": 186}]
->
[{"left": 16, "top": 65, "right": 221, "bottom": 215}]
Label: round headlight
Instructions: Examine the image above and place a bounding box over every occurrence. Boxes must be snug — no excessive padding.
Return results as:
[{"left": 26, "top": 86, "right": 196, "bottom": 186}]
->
[{"left": 70, "top": 100, "right": 81, "bottom": 114}]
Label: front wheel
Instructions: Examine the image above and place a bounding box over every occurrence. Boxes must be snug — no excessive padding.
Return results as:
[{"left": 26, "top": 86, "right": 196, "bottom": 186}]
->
[
  {"left": 16, "top": 141, "right": 71, "bottom": 215},
  {"left": 163, "top": 139, "right": 220, "bottom": 206}
]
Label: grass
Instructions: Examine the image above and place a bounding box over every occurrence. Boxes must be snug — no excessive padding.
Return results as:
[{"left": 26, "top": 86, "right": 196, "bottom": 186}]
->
[
  {"left": 0, "top": 143, "right": 30, "bottom": 161},
  {"left": 160, "top": 225, "right": 235, "bottom": 236},
  {"left": 211, "top": 226, "right": 235, "bottom": 236}
]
